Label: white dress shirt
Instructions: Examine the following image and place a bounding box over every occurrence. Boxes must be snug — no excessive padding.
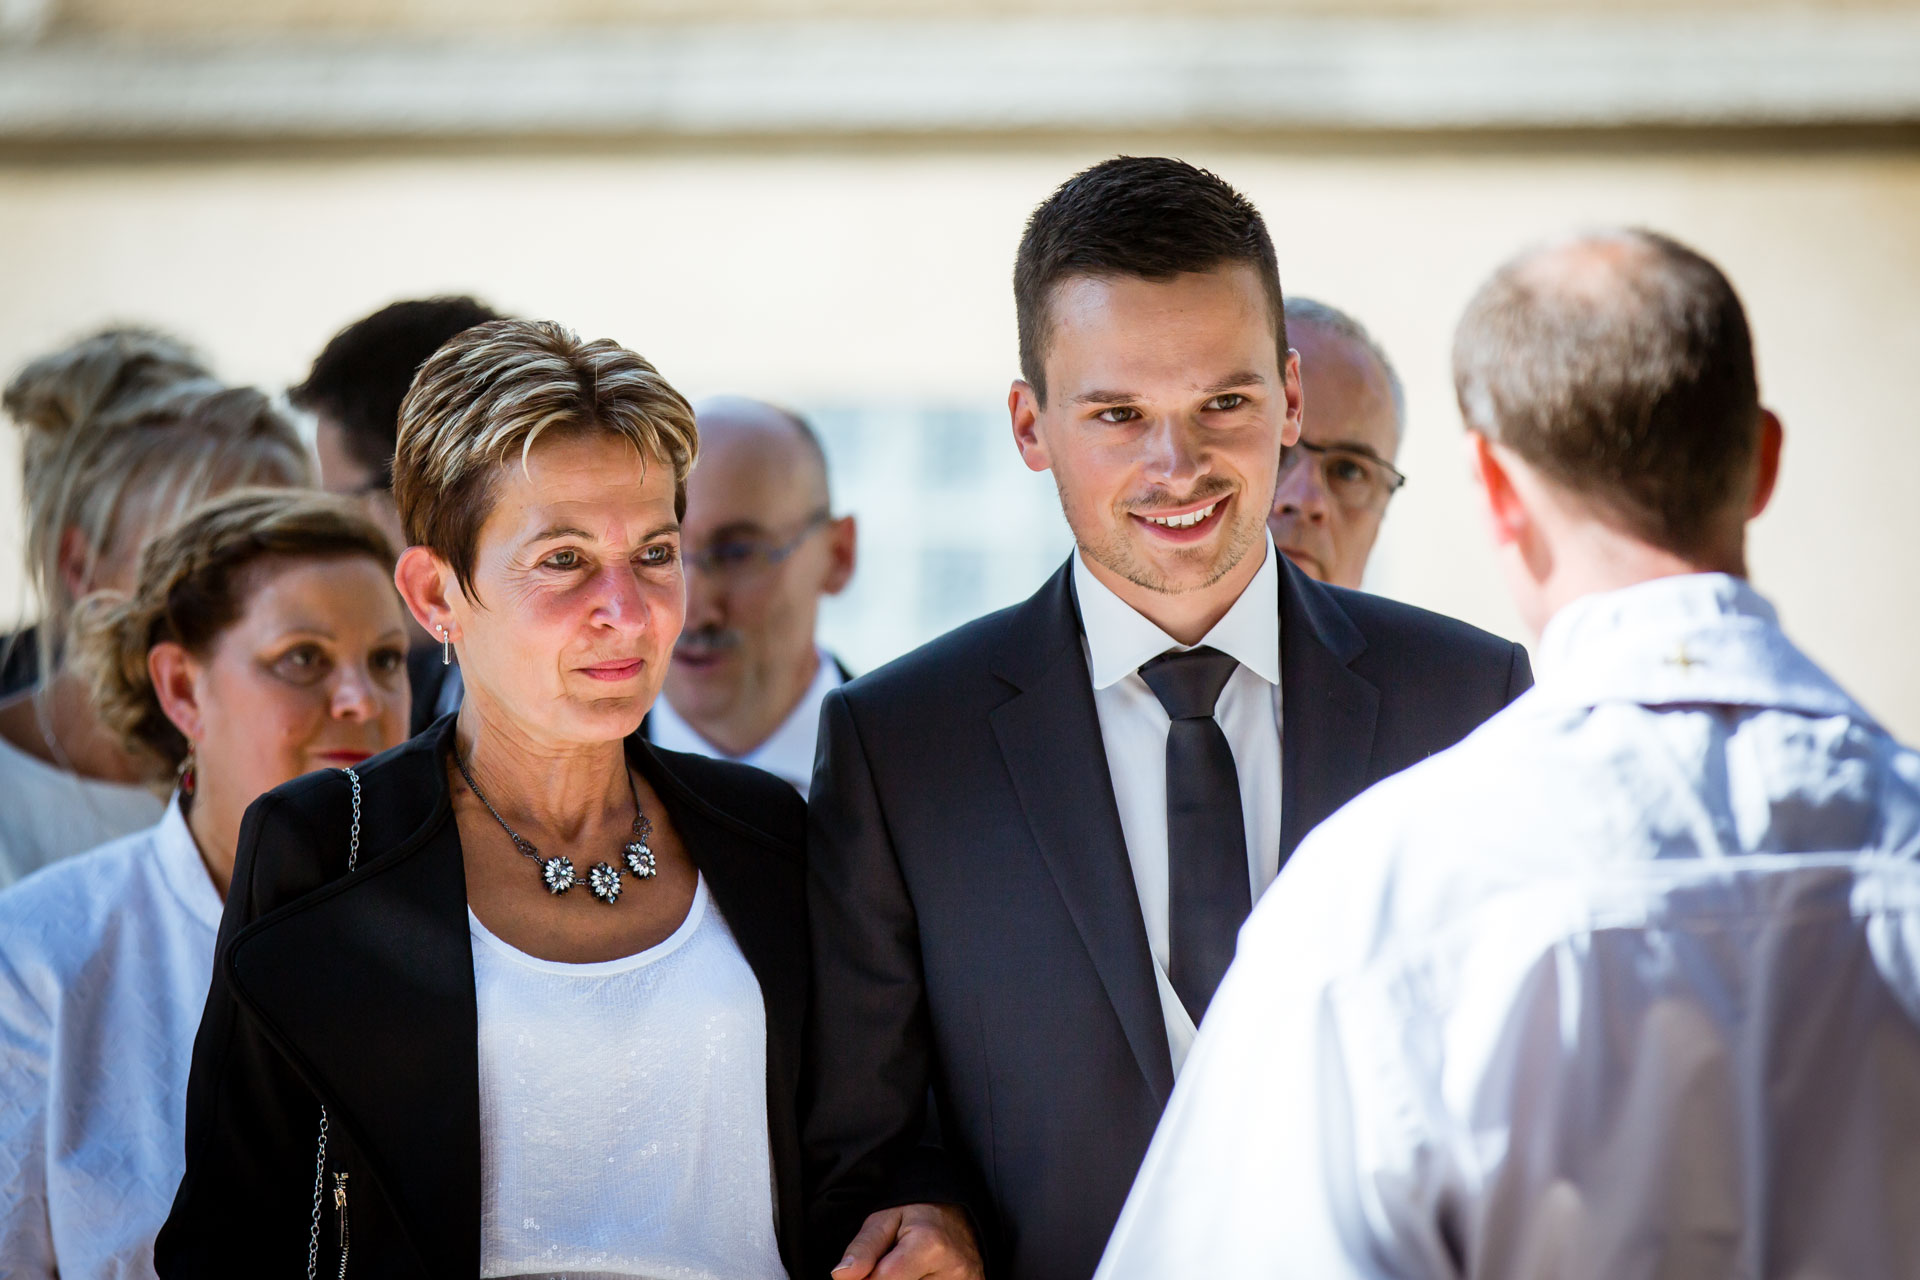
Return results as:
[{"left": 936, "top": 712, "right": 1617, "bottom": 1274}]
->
[
  {"left": 1098, "top": 574, "right": 1920, "bottom": 1280},
  {"left": 1073, "top": 539, "right": 1283, "bottom": 1075},
  {"left": 650, "top": 649, "right": 845, "bottom": 799},
  {"left": 0, "top": 796, "right": 222, "bottom": 1280}
]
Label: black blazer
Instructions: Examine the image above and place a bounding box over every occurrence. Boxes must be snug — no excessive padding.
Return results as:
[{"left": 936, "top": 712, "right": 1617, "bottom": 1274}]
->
[
  {"left": 157, "top": 714, "right": 810, "bottom": 1279},
  {"left": 802, "top": 556, "right": 1533, "bottom": 1280}
]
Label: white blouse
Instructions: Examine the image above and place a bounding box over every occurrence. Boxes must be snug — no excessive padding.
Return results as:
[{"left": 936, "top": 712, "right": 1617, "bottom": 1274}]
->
[
  {"left": 0, "top": 731, "right": 165, "bottom": 889},
  {"left": 471, "top": 874, "right": 785, "bottom": 1280},
  {"left": 0, "top": 797, "right": 222, "bottom": 1280}
]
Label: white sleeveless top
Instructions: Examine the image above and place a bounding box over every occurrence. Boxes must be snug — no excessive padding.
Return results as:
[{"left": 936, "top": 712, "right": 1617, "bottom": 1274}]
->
[{"left": 470, "top": 875, "right": 785, "bottom": 1280}]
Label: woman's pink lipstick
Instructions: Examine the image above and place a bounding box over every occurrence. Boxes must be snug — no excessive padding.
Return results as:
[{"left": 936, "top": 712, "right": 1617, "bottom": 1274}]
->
[{"left": 580, "top": 658, "right": 645, "bottom": 682}]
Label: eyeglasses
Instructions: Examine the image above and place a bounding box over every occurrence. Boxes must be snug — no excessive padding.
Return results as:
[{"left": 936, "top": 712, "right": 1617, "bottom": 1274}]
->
[
  {"left": 684, "top": 510, "right": 832, "bottom": 583},
  {"left": 1276, "top": 441, "right": 1407, "bottom": 513}
]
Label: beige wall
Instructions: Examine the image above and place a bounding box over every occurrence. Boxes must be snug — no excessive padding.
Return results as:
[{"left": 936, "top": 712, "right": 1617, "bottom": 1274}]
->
[{"left": 1, "top": 140, "right": 1916, "bottom": 737}]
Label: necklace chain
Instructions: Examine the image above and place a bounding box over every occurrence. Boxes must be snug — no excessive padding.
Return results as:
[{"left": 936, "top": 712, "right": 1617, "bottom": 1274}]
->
[
  {"left": 33, "top": 689, "right": 78, "bottom": 776},
  {"left": 454, "top": 749, "right": 655, "bottom": 904}
]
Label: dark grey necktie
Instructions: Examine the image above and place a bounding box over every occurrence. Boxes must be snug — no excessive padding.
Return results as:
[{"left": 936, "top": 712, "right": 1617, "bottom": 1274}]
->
[{"left": 1139, "top": 645, "right": 1252, "bottom": 1025}]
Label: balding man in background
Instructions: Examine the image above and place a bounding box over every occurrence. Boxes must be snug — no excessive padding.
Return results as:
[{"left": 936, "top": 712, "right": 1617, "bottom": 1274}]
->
[
  {"left": 1269, "top": 298, "right": 1407, "bottom": 590},
  {"left": 649, "top": 397, "right": 856, "bottom": 796},
  {"left": 1098, "top": 229, "right": 1920, "bottom": 1279}
]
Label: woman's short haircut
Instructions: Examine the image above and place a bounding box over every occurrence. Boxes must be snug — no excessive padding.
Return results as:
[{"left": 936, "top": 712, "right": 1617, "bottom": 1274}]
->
[
  {"left": 4, "top": 327, "right": 314, "bottom": 680},
  {"left": 1452, "top": 228, "right": 1761, "bottom": 556},
  {"left": 1014, "top": 156, "right": 1287, "bottom": 405},
  {"left": 392, "top": 319, "right": 698, "bottom": 598},
  {"left": 69, "top": 488, "right": 396, "bottom": 773},
  {"left": 290, "top": 296, "right": 503, "bottom": 489}
]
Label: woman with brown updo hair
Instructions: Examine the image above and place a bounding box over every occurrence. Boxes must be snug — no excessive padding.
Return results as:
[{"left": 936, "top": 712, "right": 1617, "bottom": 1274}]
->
[
  {"left": 0, "top": 328, "right": 313, "bottom": 884},
  {"left": 0, "top": 488, "right": 412, "bottom": 1280}
]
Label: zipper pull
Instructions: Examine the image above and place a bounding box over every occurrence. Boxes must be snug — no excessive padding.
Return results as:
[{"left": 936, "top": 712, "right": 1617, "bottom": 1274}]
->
[{"left": 333, "top": 1170, "right": 351, "bottom": 1276}]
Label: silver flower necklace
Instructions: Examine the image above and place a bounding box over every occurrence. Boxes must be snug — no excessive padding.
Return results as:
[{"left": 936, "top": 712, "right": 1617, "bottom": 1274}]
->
[{"left": 455, "top": 750, "right": 657, "bottom": 905}]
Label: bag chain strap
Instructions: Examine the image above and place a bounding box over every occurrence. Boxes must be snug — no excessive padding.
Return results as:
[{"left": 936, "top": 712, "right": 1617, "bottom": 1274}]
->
[{"left": 306, "top": 767, "right": 362, "bottom": 1280}]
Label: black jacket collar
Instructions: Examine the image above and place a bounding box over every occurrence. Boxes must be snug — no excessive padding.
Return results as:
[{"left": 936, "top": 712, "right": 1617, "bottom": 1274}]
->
[{"left": 984, "top": 552, "right": 1379, "bottom": 1105}]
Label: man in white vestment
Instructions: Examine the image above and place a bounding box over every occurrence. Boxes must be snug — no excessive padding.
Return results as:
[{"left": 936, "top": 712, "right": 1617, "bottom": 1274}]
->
[{"left": 1096, "top": 229, "right": 1920, "bottom": 1280}]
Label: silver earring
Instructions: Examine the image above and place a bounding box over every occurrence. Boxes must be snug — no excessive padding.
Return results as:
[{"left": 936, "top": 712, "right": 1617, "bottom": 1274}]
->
[{"left": 438, "top": 625, "right": 452, "bottom": 666}]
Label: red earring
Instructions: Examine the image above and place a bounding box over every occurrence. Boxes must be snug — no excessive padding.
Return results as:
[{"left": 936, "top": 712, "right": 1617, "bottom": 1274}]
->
[{"left": 178, "top": 746, "right": 197, "bottom": 797}]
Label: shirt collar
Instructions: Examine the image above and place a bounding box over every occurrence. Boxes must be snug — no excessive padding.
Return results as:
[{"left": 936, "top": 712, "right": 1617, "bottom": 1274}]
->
[
  {"left": 153, "top": 792, "right": 225, "bottom": 932},
  {"left": 651, "top": 649, "right": 845, "bottom": 792},
  {"left": 1073, "top": 536, "right": 1281, "bottom": 690},
  {"left": 1535, "top": 572, "right": 1877, "bottom": 726}
]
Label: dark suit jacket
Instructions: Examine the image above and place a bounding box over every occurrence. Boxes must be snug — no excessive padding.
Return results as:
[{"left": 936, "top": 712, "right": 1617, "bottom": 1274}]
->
[
  {"left": 0, "top": 624, "right": 38, "bottom": 698},
  {"left": 405, "top": 644, "right": 454, "bottom": 737},
  {"left": 157, "top": 714, "right": 810, "bottom": 1279},
  {"left": 802, "top": 555, "right": 1533, "bottom": 1280}
]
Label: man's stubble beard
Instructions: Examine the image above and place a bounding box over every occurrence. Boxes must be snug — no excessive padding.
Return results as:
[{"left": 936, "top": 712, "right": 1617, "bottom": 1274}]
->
[{"left": 1057, "top": 476, "right": 1264, "bottom": 597}]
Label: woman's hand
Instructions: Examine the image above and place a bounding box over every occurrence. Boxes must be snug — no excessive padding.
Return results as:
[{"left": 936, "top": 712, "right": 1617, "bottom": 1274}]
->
[{"left": 831, "top": 1202, "right": 983, "bottom": 1280}]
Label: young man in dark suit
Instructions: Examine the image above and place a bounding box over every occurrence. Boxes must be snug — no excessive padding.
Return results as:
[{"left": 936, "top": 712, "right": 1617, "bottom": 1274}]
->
[{"left": 803, "top": 157, "right": 1534, "bottom": 1280}]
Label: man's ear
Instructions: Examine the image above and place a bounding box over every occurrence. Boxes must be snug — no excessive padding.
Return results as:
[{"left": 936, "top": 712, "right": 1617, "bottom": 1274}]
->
[
  {"left": 822, "top": 515, "right": 857, "bottom": 596},
  {"left": 1748, "top": 408, "right": 1784, "bottom": 520},
  {"left": 1465, "top": 430, "right": 1529, "bottom": 549},
  {"left": 1279, "top": 348, "right": 1304, "bottom": 449},
  {"left": 394, "top": 545, "right": 463, "bottom": 644},
  {"left": 148, "top": 642, "right": 206, "bottom": 747},
  {"left": 1009, "top": 381, "right": 1051, "bottom": 474}
]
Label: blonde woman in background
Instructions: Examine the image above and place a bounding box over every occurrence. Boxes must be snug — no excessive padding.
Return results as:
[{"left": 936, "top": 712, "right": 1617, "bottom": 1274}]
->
[
  {"left": 0, "top": 329, "right": 210, "bottom": 693},
  {"left": 0, "top": 488, "right": 411, "bottom": 1280},
  {"left": 0, "top": 328, "right": 313, "bottom": 884}
]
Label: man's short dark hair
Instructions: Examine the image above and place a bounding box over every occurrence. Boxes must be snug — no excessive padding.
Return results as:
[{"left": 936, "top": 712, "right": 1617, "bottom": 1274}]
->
[
  {"left": 1452, "top": 229, "right": 1761, "bottom": 555},
  {"left": 1014, "top": 157, "right": 1287, "bottom": 405},
  {"left": 291, "top": 295, "right": 503, "bottom": 488}
]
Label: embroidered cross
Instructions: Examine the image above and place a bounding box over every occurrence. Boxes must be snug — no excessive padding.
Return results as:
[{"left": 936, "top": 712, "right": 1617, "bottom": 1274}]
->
[{"left": 1665, "top": 643, "right": 1703, "bottom": 672}]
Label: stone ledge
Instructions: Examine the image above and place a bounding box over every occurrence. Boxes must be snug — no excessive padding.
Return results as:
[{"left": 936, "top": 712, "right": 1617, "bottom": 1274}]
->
[{"left": 2, "top": 14, "right": 1917, "bottom": 141}]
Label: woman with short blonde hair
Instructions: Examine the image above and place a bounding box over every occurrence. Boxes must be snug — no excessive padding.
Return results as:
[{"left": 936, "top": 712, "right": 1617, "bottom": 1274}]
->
[
  {"left": 0, "top": 328, "right": 313, "bottom": 883},
  {"left": 0, "top": 487, "right": 412, "bottom": 1280},
  {"left": 162, "top": 320, "right": 808, "bottom": 1280}
]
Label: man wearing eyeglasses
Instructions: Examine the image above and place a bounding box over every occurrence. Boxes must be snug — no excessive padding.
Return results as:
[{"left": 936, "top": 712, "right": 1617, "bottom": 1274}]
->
[
  {"left": 1269, "top": 298, "right": 1407, "bottom": 590},
  {"left": 649, "top": 396, "right": 857, "bottom": 797}
]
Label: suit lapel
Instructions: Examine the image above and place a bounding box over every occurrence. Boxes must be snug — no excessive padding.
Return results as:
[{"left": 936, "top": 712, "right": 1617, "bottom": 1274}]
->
[
  {"left": 1277, "top": 556, "right": 1381, "bottom": 863},
  {"left": 226, "top": 722, "right": 480, "bottom": 1280},
  {"left": 989, "top": 563, "right": 1176, "bottom": 1105}
]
